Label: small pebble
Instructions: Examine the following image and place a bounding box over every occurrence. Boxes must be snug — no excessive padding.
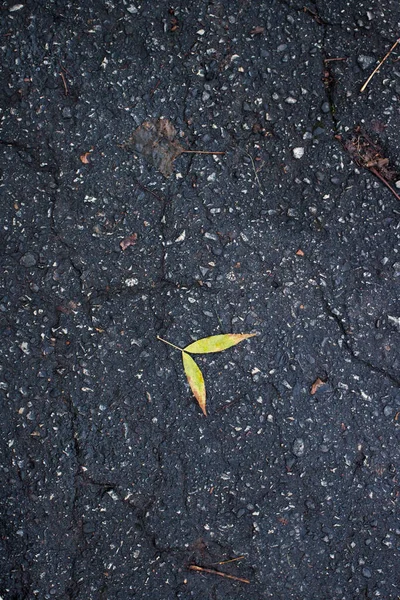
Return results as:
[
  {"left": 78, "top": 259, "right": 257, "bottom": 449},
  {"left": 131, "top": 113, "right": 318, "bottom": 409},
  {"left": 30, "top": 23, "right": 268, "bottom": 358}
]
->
[
  {"left": 362, "top": 567, "right": 372, "bottom": 578},
  {"left": 321, "top": 101, "right": 330, "bottom": 113},
  {"left": 293, "top": 147, "right": 304, "bottom": 159},
  {"left": 292, "top": 438, "right": 305, "bottom": 457},
  {"left": 62, "top": 107, "right": 72, "bottom": 118},
  {"left": 20, "top": 253, "right": 36, "bottom": 267},
  {"left": 83, "top": 522, "right": 96, "bottom": 534},
  {"left": 313, "top": 127, "right": 325, "bottom": 137},
  {"left": 357, "top": 55, "right": 375, "bottom": 70}
]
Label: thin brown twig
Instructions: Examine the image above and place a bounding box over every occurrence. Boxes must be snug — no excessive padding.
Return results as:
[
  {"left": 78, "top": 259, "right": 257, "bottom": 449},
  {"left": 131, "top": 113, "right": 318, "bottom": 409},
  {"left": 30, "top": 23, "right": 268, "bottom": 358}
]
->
[
  {"left": 133, "top": 179, "right": 165, "bottom": 202},
  {"left": 213, "top": 556, "right": 245, "bottom": 565},
  {"left": 60, "top": 64, "right": 73, "bottom": 77},
  {"left": 368, "top": 166, "right": 400, "bottom": 201},
  {"left": 59, "top": 72, "right": 68, "bottom": 96},
  {"left": 150, "top": 79, "right": 161, "bottom": 96},
  {"left": 188, "top": 565, "right": 250, "bottom": 584},
  {"left": 324, "top": 57, "right": 347, "bottom": 62},
  {"left": 181, "top": 150, "right": 225, "bottom": 155},
  {"left": 360, "top": 38, "right": 400, "bottom": 93}
]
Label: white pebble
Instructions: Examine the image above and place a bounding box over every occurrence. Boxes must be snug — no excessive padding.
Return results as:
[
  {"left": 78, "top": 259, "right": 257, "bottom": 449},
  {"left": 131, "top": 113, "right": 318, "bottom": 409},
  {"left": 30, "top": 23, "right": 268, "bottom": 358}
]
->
[{"left": 293, "top": 147, "right": 304, "bottom": 159}]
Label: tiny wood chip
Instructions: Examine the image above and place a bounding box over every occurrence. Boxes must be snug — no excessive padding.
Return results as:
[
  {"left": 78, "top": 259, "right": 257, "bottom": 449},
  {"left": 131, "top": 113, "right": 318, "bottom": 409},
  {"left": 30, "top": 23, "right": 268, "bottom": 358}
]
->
[
  {"left": 310, "top": 377, "right": 326, "bottom": 395},
  {"left": 120, "top": 233, "right": 137, "bottom": 251},
  {"left": 122, "top": 118, "right": 185, "bottom": 177},
  {"left": 80, "top": 152, "right": 90, "bottom": 164}
]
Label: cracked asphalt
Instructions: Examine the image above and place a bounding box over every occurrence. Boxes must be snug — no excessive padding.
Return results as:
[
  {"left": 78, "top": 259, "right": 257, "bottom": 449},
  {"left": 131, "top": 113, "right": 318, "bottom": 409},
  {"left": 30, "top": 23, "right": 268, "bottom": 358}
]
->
[{"left": 1, "top": 1, "right": 399, "bottom": 599}]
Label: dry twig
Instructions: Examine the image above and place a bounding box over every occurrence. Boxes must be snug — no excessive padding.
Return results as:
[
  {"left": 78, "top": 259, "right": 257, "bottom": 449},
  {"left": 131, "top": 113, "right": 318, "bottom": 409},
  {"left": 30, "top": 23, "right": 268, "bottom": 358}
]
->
[
  {"left": 360, "top": 38, "right": 400, "bottom": 93},
  {"left": 188, "top": 565, "right": 250, "bottom": 584}
]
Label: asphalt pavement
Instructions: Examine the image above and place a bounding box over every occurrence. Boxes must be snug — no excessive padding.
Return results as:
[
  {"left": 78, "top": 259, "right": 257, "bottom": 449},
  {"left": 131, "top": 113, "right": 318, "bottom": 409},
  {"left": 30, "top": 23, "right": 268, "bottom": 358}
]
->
[{"left": 1, "top": 1, "right": 399, "bottom": 599}]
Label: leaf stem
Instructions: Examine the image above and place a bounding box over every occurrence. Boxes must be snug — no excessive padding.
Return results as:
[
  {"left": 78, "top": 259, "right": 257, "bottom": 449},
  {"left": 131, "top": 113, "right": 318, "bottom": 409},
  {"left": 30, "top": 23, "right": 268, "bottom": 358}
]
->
[{"left": 156, "top": 336, "right": 183, "bottom": 352}]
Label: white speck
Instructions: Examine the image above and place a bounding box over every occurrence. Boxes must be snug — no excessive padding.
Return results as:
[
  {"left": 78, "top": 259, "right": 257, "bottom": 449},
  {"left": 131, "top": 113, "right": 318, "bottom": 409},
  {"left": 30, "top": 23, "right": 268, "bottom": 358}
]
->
[
  {"left": 293, "top": 147, "right": 304, "bottom": 159},
  {"left": 388, "top": 315, "right": 400, "bottom": 328},
  {"left": 207, "top": 172, "right": 216, "bottom": 182},
  {"left": 101, "top": 57, "right": 108, "bottom": 69},
  {"left": 197, "top": 29, "right": 205, "bottom": 35},
  {"left": 285, "top": 97, "right": 297, "bottom": 104},
  {"left": 9, "top": 4, "right": 24, "bottom": 11},
  {"left": 175, "top": 230, "right": 186, "bottom": 242},
  {"left": 125, "top": 278, "right": 138, "bottom": 287},
  {"left": 19, "top": 342, "right": 29, "bottom": 355},
  {"left": 107, "top": 490, "right": 119, "bottom": 501},
  {"left": 84, "top": 195, "right": 97, "bottom": 203}
]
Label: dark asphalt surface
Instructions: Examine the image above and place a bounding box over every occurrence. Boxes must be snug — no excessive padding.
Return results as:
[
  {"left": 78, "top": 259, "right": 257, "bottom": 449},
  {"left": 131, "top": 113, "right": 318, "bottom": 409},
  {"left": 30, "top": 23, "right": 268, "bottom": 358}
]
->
[{"left": 1, "top": 1, "right": 400, "bottom": 599}]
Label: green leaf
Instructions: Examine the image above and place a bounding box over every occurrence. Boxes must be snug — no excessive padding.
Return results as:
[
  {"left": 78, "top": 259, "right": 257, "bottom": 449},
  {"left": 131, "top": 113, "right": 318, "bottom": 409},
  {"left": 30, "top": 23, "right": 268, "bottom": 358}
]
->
[
  {"left": 182, "top": 351, "right": 207, "bottom": 416},
  {"left": 184, "top": 333, "right": 257, "bottom": 354}
]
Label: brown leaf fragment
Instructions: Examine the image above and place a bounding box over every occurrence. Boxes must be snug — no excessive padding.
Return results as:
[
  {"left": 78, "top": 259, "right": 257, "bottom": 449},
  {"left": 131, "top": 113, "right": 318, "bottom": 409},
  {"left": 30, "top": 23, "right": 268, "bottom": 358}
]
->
[
  {"left": 296, "top": 249, "right": 304, "bottom": 256},
  {"left": 122, "top": 118, "right": 185, "bottom": 177},
  {"left": 120, "top": 233, "right": 138, "bottom": 251},
  {"left": 340, "top": 128, "right": 400, "bottom": 201},
  {"left": 310, "top": 377, "right": 326, "bottom": 395},
  {"left": 80, "top": 152, "right": 90, "bottom": 164},
  {"left": 250, "top": 26, "right": 264, "bottom": 35}
]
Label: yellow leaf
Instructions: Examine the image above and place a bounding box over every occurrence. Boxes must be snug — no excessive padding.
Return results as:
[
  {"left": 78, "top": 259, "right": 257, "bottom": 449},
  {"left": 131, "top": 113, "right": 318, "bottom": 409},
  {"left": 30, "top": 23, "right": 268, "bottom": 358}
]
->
[
  {"left": 182, "top": 351, "right": 207, "bottom": 415},
  {"left": 184, "top": 333, "right": 257, "bottom": 354}
]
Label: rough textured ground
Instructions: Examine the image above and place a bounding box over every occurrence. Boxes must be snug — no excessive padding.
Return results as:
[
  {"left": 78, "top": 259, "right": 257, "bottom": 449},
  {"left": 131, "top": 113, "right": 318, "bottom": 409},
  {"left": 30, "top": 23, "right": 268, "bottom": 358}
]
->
[{"left": 1, "top": 1, "right": 399, "bottom": 599}]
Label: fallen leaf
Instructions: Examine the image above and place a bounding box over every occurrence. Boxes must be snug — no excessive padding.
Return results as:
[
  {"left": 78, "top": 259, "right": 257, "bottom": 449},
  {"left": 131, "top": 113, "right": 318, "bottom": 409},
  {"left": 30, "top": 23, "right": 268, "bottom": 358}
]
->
[
  {"left": 80, "top": 152, "right": 90, "bottom": 164},
  {"left": 157, "top": 333, "right": 256, "bottom": 415},
  {"left": 182, "top": 351, "right": 206, "bottom": 415},
  {"left": 122, "top": 118, "right": 185, "bottom": 177},
  {"left": 120, "top": 233, "right": 138, "bottom": 251},
  {"left": 184, "top": 333, "right": 257, "bottom": 354},
  {"left": 310, "top": 377, "right": 326, "bottom": 395}
]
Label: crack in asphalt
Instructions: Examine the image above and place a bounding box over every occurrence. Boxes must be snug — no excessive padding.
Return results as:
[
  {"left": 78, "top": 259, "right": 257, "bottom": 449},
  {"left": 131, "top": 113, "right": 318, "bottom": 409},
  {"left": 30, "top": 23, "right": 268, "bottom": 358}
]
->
[{"left": 318, "top": 289, "right": 400, "bottom": 387}]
